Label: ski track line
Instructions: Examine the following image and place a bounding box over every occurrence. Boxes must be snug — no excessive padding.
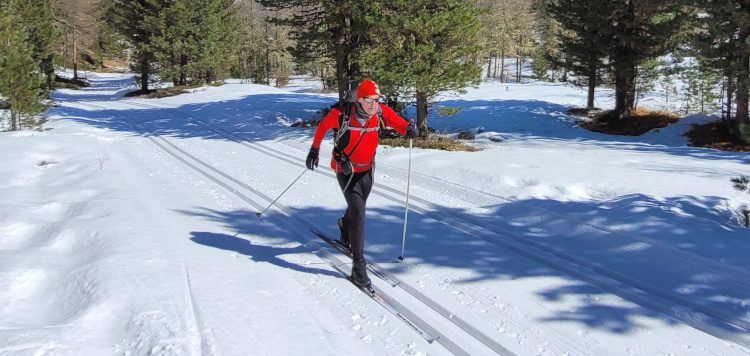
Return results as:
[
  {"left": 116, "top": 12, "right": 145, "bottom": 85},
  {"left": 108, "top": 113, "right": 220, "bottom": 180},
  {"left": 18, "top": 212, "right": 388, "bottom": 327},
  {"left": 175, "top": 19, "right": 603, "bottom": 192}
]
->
[
  {"left": 99, "top": 100, "right": 750, "bottom": 346},
  {"left": 136, "top": 98, "right": 750, "bottom": 285},
  {"left": 114, "top": 262, "right": 206, "bottom": 353},
  {"left": 119, "top": 100, "right": 521, "bottom": 355},
  {"left": 171, "top": 102, "right": 750, "bottom": 348},
  {"left": 71, "top": 101, "right": 492, "bottom": 355},
  {"left": 189, "top": 280, "right": 271, "bottom": 356},
  {"left": 104, "top": 101, "right": 599, "bottom": 354},
  {"left": 73, "top": 100, "right": 750, "bottom": 350},
  {"left": 182, "top": 260, "right": 205, "bottom": 355}
]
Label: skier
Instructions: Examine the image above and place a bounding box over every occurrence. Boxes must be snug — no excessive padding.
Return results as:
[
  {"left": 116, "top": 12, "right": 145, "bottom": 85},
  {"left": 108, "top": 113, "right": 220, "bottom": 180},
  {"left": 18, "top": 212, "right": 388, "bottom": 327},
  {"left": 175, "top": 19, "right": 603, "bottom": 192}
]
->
[{"left": 305, "top": 79, "right": 419, "bottom": 287}]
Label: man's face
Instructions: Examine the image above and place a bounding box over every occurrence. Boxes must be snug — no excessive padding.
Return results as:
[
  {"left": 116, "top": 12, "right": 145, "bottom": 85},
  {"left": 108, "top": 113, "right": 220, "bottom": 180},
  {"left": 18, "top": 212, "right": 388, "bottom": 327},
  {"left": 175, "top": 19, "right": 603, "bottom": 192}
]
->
[{"left": 358, "top": 95, "right": 380, "bottom": 116}]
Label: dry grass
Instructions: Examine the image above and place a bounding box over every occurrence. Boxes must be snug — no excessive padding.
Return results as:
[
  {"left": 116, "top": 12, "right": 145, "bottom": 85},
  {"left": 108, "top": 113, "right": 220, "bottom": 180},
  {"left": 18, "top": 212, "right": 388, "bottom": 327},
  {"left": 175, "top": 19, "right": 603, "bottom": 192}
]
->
[
  {"left": 381, "top": 135, "right": 479, "bottom": 152},
  {"left": 632, "top": 107, "right": 680, "bottom": 118},
  {"left": 684, "top": 121, "right": 750, "bottom": 152},
  {"left": 577, "top": 108, "right": 680, "bottom": 136}
]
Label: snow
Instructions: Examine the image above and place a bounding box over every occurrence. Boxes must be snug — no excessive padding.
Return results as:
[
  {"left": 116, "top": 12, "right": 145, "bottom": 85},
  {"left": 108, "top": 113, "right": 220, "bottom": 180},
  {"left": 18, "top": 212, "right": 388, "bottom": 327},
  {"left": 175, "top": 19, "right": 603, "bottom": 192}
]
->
[{"left": 2, "top": 70, "right": 750, "bottom": 355}]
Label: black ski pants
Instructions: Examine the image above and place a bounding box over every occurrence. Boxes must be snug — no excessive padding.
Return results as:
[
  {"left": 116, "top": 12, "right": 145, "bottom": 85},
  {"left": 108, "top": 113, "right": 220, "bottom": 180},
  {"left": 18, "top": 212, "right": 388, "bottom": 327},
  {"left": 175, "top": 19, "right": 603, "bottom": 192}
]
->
[{"left": 336, "top": 169, "right": 373, "bottom": 260}]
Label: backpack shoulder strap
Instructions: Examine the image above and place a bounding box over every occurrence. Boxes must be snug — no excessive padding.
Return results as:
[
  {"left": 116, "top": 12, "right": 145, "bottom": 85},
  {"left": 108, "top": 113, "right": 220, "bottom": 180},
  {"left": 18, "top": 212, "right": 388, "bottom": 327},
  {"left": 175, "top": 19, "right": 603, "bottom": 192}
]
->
[
  {"left": 376, "top": 105, "right": 386, "bottom": 135},
  {"left": 335, "top": 89, "right": 357, "bottom": 149}
]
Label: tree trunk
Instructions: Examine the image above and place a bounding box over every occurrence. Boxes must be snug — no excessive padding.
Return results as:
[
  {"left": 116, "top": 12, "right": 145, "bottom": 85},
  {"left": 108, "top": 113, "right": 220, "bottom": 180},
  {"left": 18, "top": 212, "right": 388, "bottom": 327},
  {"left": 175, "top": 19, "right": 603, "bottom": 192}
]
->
[
  {"left": 500, "top": 50, "right": 506, "bottom": 83},
  {"left": 516, "top": 56, "right": 520, "bottom": 82},
  {"left": 140, "top": 56, "right": 149, "bottom": 92},
  {"left": 586, "top": 53, "right": 597, "bottom": 109},
  {"left": 332, "top": 14, "right": 350, "bottom": 105},
  {"left": 609, "top": 0, "right": 637, "bottom": 120},
  {"left": 736, "top": 25, "right": 750, "bottom": 131},
  {"left": 494, "top": 54, "right": 499, "bottom": 78},
  {"left": 10, "top": 109, "right": 17, "bottom": 131},
  {"left": 335, "top": 49, "right": 348, "bottom": 104},
  {"left": 612, "top": 58, "right": 636, "bottom": 119},
  {"left": 415, "top": 90, "right": 428, "bottom": 135},
  {"left": 727, "top": 75, "right": 734, "bottom": 122},
  {"left": 487, "top": 52, "right": 492, "bottom": 78},
  {"left": 179, "top": 54, "right": 188, "bottom": 86},
  {"left": 73, "top": 29, "right": 78, "bottom": 80}
]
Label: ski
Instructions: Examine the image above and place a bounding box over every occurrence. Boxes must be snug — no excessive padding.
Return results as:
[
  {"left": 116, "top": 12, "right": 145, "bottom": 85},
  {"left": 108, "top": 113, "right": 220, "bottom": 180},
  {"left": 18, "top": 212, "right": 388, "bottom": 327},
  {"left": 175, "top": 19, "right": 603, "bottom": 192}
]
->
[
  {"left": 316, "top": 252, "right": 438, "bottom": 343},
  {"left": 310, "top": 229, "right": 399, "bottom": 287}
]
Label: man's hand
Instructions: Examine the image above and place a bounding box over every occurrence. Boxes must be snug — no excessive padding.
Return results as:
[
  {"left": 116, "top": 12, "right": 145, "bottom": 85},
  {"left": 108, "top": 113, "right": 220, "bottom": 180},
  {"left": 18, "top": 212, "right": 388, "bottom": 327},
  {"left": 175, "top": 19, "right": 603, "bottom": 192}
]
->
[
  {"left": 406, "top": 119, "right": 419, "bottom": 139},
  {"left": 306, "top": 146, "right": 319, "bottom": 170}
]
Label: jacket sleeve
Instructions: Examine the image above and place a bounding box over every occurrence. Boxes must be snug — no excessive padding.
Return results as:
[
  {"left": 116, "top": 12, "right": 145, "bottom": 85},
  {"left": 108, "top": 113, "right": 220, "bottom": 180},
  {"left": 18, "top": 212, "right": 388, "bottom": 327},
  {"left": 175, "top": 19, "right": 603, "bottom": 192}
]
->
[
  {"left": 380, "top": 104, "right": 410, "bottom": 135},
  {"left": 312, "top": 108, "right": 341, "bottom": 148}
]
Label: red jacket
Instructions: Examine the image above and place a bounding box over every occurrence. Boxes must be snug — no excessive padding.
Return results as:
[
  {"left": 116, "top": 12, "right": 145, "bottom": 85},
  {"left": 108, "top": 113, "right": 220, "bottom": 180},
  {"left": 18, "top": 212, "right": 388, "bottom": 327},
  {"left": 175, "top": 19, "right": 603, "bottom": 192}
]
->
[{"left": 312, "top": 104, "right": 410, "bottom": 173}]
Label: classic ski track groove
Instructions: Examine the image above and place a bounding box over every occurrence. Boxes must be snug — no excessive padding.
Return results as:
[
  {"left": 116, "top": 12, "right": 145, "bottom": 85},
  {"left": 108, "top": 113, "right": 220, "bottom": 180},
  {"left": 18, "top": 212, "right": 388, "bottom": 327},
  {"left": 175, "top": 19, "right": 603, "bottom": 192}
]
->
[
  {"left": 74, "top": 102, "right": 495, "bottom": 355},
  {"left": 120, "top": 100, "right": 521, "bottom": 355},
  {"left": 131, "top": 99, "right": 750, "bottom": 285},
  {"left": 73, "top": 100, "right": 750, "bottom": 351},
  {"left": 128, "top": 100, "right": 750, "bottom": 340}
]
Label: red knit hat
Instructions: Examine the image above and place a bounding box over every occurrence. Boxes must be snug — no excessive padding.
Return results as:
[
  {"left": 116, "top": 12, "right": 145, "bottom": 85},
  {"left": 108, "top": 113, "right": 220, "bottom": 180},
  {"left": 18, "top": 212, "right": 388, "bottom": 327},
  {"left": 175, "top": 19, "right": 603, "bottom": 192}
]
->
[{"left": 357, "top": 79, "right": 380, "bottom": 99}]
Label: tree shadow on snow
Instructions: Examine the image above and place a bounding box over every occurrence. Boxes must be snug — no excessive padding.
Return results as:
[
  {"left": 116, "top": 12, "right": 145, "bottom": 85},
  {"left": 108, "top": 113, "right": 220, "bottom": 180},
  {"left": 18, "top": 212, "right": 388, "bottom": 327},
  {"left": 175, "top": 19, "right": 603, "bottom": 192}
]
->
[
  {"left": 49, "top": 74, "right": 749, "bottom": 165},
  {"left": 50, "top": 90, "right": 333, "bottom": 143},
  {"left": 179, "top": 192, "right": 750, "bottom": 341}
]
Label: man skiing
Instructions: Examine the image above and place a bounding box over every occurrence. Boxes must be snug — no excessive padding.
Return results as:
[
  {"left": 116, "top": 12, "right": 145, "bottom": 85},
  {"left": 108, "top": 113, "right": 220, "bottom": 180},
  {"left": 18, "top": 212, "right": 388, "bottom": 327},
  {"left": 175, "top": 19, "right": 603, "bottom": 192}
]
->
[{"left": 305, "top": 79, "right": 419, "bottom": 287}]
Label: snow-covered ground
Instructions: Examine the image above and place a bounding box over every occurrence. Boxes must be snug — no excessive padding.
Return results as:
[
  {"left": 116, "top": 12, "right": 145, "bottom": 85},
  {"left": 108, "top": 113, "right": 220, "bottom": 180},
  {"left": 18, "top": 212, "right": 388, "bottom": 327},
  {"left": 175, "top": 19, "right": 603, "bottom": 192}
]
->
[{"left": 2, "top": 71, "right": 750, "bottom": 355}]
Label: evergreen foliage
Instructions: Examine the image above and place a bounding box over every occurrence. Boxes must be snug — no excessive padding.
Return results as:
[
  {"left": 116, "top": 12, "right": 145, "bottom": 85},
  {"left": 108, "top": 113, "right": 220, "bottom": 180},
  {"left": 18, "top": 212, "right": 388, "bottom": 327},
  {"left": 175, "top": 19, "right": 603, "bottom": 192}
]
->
[
  {"left": 107, "top": 0, "right": 240, "bottom": 91},
  {"left": 107, "top": 0, "right": 160, "bottom": 91},
  {"left": 634, "top": 58, "right": 663, "bottom": 109},
  {"left": 552, "top": 0, "right": 690, "bottom": 116},
  {"left": 678, "top": 57, "right": 722, "bottom": 116},
  {"left": 0, "top": 0, "right": 54, "bottom": 131},
  {"left": 258, "top": 0, "right": 372, "bottom": 103},
  {"left": 691, "top": 0, "right": 750, "bottom": 142},
  {"left": 15, "top": 0, "right": 60, "bottom": 94},
  {"left": 549, "top": 0, "right": 612, "bottom": 109},
  {"left": 359, "top": 0, "right": 484, "bottom": 134},
  {"left": 531, "top": 47, "right": 549, "bottom": 81},
  {"left": 605, "top": 0, "right": 691, "bottom": 120}
]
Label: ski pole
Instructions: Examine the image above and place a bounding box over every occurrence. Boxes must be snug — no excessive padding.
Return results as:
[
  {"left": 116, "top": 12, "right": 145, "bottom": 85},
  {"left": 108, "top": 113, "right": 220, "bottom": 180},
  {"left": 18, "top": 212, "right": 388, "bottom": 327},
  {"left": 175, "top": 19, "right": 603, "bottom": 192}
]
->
[
  {"left": 398, "top": 138, "right": 413, "bottom": 261},
  {"left": 256, "top": 167, "right": 308, "bottom": 217}
]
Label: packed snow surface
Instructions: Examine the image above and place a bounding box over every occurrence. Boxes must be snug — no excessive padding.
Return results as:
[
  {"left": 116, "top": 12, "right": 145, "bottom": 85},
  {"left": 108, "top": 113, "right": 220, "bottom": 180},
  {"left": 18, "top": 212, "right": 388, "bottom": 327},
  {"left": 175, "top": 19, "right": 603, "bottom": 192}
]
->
[{"left": 1, "top": 71, "right": 750, "bottom": 355}]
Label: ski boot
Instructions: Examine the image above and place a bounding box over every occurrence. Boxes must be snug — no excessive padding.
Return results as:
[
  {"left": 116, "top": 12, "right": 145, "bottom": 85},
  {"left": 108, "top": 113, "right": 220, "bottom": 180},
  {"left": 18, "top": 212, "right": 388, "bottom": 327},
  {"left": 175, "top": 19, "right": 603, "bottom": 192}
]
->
[{"left": 352, "top": 257, "right": 371, "bottom": 288}]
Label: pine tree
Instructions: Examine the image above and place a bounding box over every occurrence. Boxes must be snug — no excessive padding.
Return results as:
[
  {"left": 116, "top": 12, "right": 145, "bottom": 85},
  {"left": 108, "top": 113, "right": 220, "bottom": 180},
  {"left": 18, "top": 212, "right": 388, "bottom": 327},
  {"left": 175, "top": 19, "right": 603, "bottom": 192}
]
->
[
  {"left": 259, "top": 0, "right": 374, "bottom": 103},
  {"left": 692, "top": 0, "right": 750, "bottom": 141},
  {"left": 634, "top": 58, "right": 662, "bottom": 109},
  {"left": 107, "top": 0, "right": 161, "bottom": 92},
  {"left": 679, "top": 57, "right": 722, "bottom": 115},
  {"left": 190, "top": 0, "right": 240, "bottom": 84},
  {"left": 360, "top": 0, "right": 484, "bottom": 134},
  {"left": 531, "top": 47, "right": 549, "bottom": 81},
  {"left": 550, "top": 0, "right": 611, "bottom": 109},
  {"left": 605, "top": 0, "right": 691, "bottom": 120},
  {"left": 15, "top": 0, "right": 60, "bottom": 94},
  {"left": 234, "top": 3, "right": 271, "bottom": 84},
  {"left": 0, "top": 0, "right": 46, "bottom": 131}
]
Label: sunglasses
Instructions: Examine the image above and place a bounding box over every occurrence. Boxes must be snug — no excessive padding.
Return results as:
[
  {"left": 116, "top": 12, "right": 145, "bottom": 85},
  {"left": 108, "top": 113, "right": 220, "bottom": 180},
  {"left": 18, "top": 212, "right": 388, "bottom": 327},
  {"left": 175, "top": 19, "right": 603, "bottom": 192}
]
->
[{"left": 362, "top": 97, "right": 380, "bottom": 103}]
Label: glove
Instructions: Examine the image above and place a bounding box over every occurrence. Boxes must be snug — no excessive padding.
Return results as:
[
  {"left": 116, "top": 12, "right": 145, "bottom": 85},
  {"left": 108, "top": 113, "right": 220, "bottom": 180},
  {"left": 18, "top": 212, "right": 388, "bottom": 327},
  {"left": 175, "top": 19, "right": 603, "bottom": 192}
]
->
[
  {"left": 406, "top": 119, "right": 419, "bottom": 139},
  {"left": 306, "top": 146, "right": 319, "bottom": 170}
]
